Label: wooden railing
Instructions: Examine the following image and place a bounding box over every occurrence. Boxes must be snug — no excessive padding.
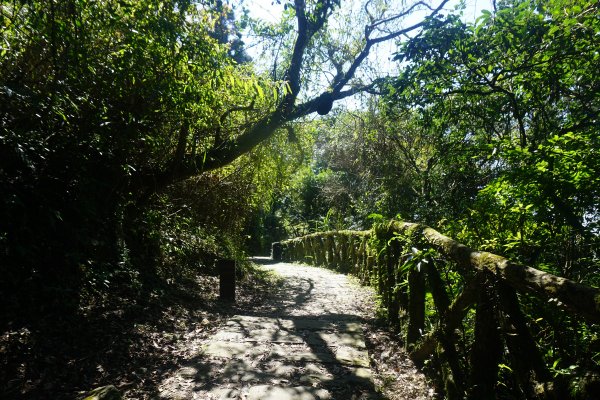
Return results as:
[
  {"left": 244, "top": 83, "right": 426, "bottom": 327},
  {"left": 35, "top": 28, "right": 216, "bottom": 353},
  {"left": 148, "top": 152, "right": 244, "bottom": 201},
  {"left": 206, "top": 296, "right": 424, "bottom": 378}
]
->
[{"left": 273, "top": 221, "right": 600, "bottom": 399}]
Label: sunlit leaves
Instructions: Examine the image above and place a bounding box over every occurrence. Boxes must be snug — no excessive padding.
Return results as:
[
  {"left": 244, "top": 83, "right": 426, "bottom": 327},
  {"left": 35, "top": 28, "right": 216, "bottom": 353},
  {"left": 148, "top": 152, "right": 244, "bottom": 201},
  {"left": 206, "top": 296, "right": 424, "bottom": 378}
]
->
[{"left": 386, "top": 0, "right": 599, "bottom": 283}]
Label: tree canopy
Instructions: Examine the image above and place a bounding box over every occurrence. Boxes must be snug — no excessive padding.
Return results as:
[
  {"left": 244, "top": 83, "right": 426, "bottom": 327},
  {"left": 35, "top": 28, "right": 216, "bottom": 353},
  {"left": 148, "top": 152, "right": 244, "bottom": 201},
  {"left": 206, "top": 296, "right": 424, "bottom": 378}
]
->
[
  {"left": 1, "top": 0, "right": 599, "bottom": 398},
  {"left": 1, "top": 0, "right": 452, "bottom": 313}
]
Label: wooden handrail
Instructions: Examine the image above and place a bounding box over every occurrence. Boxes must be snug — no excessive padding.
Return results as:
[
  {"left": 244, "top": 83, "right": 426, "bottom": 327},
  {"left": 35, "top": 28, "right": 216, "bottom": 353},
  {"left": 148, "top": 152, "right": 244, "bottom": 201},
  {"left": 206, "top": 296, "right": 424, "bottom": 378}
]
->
[
  {"left": 279, "top": 222, "right": 600, "bottom": 322},
  {"left": 394, "top": 221, "right": 600, "bottom": 323},
  {"left": 276, "top": 220, "right": 600, "bottom": 399}
]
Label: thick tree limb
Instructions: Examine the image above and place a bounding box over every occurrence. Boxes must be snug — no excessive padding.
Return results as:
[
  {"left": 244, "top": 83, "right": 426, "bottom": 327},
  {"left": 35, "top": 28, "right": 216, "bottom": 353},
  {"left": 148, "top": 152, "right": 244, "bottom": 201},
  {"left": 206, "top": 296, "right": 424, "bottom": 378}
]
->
[{"left": 139, "top": 1, "right": 452, "bottom": 190}]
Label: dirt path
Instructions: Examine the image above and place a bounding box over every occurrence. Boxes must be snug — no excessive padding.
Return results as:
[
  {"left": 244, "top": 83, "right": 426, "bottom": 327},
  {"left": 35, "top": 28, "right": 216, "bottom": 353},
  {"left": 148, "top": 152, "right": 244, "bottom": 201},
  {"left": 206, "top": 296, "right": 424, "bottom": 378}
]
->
[{"left": 157, "top": 259, "right": 382, "bottom": 399}]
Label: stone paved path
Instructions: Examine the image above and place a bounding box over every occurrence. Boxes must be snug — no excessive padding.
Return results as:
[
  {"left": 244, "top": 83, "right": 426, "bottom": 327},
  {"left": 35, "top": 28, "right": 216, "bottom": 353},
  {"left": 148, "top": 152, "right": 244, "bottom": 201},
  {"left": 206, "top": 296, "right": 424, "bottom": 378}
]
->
[{"left": 158, "top": 259, "right": 381, "bottom": 400}]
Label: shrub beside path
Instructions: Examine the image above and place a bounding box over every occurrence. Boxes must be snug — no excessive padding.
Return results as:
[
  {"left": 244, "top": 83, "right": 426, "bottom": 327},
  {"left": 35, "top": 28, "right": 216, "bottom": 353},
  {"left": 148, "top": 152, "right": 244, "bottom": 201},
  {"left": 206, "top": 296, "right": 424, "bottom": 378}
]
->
[{"left": 158, "top": 259, "right": 382, "bottom": 399}]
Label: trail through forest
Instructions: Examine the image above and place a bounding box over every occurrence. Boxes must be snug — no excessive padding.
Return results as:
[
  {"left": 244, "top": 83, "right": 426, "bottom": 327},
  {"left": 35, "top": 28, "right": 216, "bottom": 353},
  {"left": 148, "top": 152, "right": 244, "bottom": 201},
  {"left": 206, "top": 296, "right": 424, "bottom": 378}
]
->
[{"left": 157, "top": 259, "right": 434, "bottom": 400}]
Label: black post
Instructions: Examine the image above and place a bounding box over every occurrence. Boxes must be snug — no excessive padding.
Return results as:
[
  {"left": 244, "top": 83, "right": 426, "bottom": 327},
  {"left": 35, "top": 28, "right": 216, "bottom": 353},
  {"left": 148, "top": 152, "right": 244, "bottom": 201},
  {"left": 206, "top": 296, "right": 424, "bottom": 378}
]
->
[
  {"left": 218, "top": 259, "right": 236, "bottom": 301},
  {"left": 272, "top": 242, "right": 282, "bottom": 261},
  {"left": 468, "top": 278, "right": 501, "bottom": 400}
]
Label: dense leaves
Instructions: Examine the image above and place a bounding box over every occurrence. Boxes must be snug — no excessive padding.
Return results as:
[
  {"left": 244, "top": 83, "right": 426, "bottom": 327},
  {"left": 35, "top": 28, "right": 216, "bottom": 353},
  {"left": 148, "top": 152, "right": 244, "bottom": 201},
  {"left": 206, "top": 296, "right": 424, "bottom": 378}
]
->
[
  {"left": 389, "top": 0, "right": 600, "bottom": 281},
  {"left": 2, "top": 0, "right": 599, "bottom": 398},
  {"left": 2, "top": 0, "right": 231, "bottom": 311},
  {"left": 258, "top": 1, "right": 599, "bottom": 396}
]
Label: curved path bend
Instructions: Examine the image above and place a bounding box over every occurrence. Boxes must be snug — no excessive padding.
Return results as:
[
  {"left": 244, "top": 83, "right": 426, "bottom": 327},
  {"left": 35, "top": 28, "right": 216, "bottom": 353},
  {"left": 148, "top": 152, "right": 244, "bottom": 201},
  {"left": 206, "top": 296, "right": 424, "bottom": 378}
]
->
[{"left": 159, "top": 259, "right": 382, "bottom": 400}]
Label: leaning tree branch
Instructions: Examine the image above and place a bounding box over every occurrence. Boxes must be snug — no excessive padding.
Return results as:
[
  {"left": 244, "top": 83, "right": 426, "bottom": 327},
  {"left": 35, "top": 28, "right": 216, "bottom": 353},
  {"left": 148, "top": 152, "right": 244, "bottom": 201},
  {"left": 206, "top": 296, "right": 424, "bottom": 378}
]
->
[
  {"left": 138, "top": 1, "right": 451, "bottom": 192},
  {"left": 370, "top": 1, "right": 433, "bottom": 30}
]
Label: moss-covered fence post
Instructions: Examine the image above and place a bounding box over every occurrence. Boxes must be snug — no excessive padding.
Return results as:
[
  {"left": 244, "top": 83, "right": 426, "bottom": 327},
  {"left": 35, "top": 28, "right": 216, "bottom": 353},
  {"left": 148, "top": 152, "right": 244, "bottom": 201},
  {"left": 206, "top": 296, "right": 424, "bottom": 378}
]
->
[
  {"left": 497, "top": 281, "right": 551, "bottom": 395},
  {"left": 325, "top": 233, "right": 335, "bottom": 269},
  {"left": 360, "top": 235, "right": 371, "bottom": 284},
  {"left": 425, "top": 261, "right": 466, "bottom": 397},
  {"left": 338, "top": 233, "right": 348, "bottom": 272},
  {"left": 386, "top": 236, "right": 401, "bottom": 327},
  {"left": 467, "top": 276, "right": 502, "bottom": 400},
  {"left": 314, "top": 235, "right": 325, "bottom": 266},
  {"left": 307, "top": 237, "right": 314, "bottom": 264},
  {"left": 312, "top": 235, "right": 321, "bottom": 265},
  {"left": 406, "top": 264, "right": 426, "bottom": 348},
  {"left": 348, "top": 234, "right": 358, "bottom": 274},
  {"left": 366, "top": 255, "right": 375, "bottom": 286}
]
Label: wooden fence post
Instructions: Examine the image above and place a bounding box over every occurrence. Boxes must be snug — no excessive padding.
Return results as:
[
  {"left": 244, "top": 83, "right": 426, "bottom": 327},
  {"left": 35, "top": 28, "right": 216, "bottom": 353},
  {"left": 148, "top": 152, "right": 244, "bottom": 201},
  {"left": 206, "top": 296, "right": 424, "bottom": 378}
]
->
[
  {"left": 331, "top": 234, "right": 340, "bottom": 270},
  {"left": 315, "top": 236, "right": 325, "bottom": 266},
  {"left": 348, "top": 236, "right": 357, "bottom": 274},
  {"left": 387, "top": 239, "right": 400, "bottom": 327},
  {"left": 339, "top": 234, "right": 348, "bottom": 272},
  {"left": 366, "top": 255, "right": 375, "bottom": 285},
  {"left": 272, "top": 242, "right": 282, "bottom": 261},
  {"left": 360, "top": 236, "right": 370, "bottom": 284},
  {"left": 406, "top": 265, "right": 426, "bottom": 348},
  {"left": 468, "top": 278, "right": 502, "bottom": 400},
  {"left": 297, "top": 238, "right": 301, "bottom": 261},
  {"left": 218, "top": 259, "right": 236, "bottom": 302},
  {"left": 426, "top": 262, "right": 466, "bottom": 397},
  {"left": 376, "top": 252, "right": 385, "bottom": 304},
  {"left": 325, "top": 234, "right": 334, "bottom": 268},
  {"left": 290, "top": 240, "right": 296, "bottom": 260},
  {"left": 497, "top": 282, "right": 551, "bottom": 395},
  {"left": 309, "top": 236, "right": 315, "bottom": 264}
]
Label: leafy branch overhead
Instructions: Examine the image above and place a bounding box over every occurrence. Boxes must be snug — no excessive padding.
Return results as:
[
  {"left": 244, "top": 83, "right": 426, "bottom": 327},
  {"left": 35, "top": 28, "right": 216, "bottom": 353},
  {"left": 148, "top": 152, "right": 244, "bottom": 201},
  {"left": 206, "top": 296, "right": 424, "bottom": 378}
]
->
[{"left": 150, "top": 0, "right": 452, "bottom": 189}]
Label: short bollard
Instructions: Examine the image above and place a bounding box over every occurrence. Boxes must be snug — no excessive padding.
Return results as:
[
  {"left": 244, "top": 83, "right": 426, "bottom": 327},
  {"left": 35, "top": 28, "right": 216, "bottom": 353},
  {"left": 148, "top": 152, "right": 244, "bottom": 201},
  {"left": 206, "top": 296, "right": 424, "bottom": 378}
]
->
[
  {"left": 218, "top": 259, "right": 236, "bottom": 301},
  {"left": 272, "top": 242, "right": 282, "bottom": 261}
]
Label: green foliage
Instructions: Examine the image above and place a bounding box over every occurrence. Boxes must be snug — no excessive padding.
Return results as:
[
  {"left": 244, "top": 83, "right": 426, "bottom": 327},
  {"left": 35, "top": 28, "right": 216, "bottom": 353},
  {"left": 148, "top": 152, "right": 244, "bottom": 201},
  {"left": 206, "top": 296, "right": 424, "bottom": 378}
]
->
[
  {"left": 383, "top": 2, "right": 600, "bottom": 389},
  {"left": 269, "top": 1, "right": 600, "bottom": 396},
  {"left": 386, "top": 0, "right": 600, "bottom": 280},
  {"left": 2, "top": 0, "right": 599, "bottom": 395},
  {"left": 0, "top": 0, "right": 282, "bottom": 320}
]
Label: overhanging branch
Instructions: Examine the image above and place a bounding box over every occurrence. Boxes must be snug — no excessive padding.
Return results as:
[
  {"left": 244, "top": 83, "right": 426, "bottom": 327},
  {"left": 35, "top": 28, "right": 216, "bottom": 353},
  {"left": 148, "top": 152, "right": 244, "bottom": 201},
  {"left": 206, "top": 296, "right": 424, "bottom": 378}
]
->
[{"left": 137, "top": 1, "right": 452, "bottom": 190}]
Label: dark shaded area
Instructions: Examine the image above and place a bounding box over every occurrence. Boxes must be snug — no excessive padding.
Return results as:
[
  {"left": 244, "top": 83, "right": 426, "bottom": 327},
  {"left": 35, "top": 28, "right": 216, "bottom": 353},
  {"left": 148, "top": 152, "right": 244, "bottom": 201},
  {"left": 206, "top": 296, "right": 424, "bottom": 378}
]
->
[{"left": 0, "top": 265, "right": 276, "bottom": 400}]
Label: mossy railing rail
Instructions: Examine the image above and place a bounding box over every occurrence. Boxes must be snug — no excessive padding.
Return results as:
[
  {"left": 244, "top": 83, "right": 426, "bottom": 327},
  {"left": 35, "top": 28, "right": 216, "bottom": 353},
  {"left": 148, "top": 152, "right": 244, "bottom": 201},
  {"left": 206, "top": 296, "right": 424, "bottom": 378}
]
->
[{"left": 273, "top": 221, "right": 600, "bottom": 399}]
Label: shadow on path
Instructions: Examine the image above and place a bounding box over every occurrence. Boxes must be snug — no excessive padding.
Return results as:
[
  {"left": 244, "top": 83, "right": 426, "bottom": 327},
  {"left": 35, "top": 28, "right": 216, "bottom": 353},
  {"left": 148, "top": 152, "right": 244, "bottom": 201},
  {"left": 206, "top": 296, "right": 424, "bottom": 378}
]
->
[{"left": 157, "top": 261, "right": 382, "bottom": 399}]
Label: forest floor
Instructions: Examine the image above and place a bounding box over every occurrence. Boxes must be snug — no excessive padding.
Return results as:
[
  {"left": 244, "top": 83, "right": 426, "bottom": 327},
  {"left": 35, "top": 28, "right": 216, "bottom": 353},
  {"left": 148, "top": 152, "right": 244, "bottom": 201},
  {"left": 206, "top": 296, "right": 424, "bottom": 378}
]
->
[{"left": 1, "top": 259, "right": 436, "bottom": 400}]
